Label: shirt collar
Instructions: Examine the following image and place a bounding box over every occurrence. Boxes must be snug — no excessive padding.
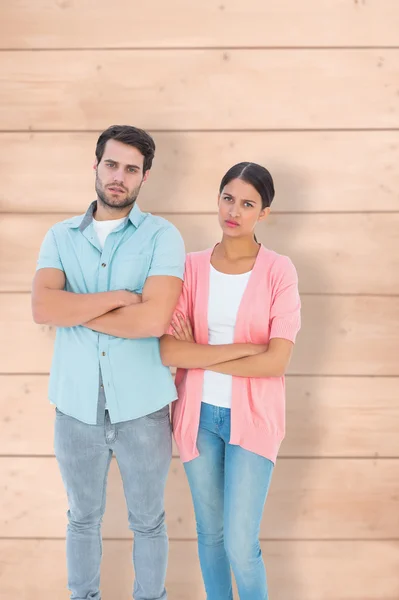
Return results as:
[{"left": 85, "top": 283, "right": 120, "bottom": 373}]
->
[{"left": 66, "top": 200, "right": 145, "bottom": 232}]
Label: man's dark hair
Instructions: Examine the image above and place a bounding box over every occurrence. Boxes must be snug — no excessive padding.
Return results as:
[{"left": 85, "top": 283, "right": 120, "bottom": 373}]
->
[{"left": 95, "top": 125, "right": 156, "bottom": 173}]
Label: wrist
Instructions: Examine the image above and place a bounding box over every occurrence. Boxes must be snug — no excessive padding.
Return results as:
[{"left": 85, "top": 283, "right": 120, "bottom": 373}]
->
[{"left": 110, "top": 290, "right": 130, "bottom": 309}]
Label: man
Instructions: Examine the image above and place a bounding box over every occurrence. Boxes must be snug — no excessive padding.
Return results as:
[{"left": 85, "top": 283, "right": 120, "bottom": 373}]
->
[{"left": 32, "top": 125, "right": 185, "bottom": 600}]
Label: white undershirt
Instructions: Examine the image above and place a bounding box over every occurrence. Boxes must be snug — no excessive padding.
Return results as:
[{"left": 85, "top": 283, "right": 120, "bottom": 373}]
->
[
  {"left": 92, "top": 216, "right": 127, "bottom": 410},
  {"left": 92, "top": 216, "right": 127, "bottom": 250},
  {"left": 201, "top": 265, "right": 252, "bottom": 409}
]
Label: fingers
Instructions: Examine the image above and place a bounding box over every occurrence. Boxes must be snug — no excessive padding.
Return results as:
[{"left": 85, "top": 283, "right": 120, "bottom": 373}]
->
[
  {"left": 171, "top": 319, "right": 184, "bottom": 340},
  {"left": 177, "top": 313, "right": 191, "bottom": 338},
  {"left": 186, "top": 318, "right": 193, "bottom": 336},
  {"left": 171, "top": 313, "right": 193, "bottom": 341}
]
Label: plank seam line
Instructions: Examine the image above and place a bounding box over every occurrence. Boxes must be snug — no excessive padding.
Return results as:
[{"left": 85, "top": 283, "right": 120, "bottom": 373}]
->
[
  {"left": 2, "top": 291, "right": 399, "bottom": 298},
  {"left": 2, "top": 211, "right": 399, "bottom": 217},
  {"left": 1, "top": 373, "right": 398, "bottom": 378},
  {"left": 1, "top": 536, "right": 398, "bottom": 542},
  {"left": 1, "top": 46, "right": 399, "bottom": 52},
  {"left": 1, "top": 455, "right": 398, "bottom": 460},
  {"left": 1, "top": 128, "right": 399, "bottom": 133}
]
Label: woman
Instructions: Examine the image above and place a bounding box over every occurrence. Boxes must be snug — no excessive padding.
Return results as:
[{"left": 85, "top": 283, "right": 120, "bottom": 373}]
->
[{"left": 160, "top": 162, "right": 301, "bottom": 600}]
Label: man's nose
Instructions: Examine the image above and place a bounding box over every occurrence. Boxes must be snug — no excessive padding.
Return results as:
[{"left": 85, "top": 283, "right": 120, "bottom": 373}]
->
[{"left": 113, "top": 167, "right": 125, "bottom": 182}]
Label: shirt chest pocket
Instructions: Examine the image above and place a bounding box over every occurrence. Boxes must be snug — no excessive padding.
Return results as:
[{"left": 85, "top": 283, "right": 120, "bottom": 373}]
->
[{"left": 110, "top": 254, "right": 151, "bottom": 293}]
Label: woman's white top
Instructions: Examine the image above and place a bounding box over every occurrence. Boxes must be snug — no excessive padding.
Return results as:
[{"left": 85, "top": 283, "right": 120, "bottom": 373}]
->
[{"left": 201, "top": 265, "right": 252, "bottom": 409}]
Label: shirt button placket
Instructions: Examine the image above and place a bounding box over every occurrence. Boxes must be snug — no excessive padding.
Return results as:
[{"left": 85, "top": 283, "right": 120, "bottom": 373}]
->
[{"left": 99, "top": 243, "right": 112, "bottom": 409}]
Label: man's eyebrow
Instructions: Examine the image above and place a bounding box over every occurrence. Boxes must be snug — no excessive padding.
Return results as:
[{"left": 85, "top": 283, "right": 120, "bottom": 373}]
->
[{"left": 104, "top": 158, "right": 141, "bottom": 169}]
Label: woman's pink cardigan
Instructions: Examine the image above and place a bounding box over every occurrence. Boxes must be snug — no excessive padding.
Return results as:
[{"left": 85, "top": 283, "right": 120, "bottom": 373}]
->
[{"left": 167, "top": 245, "right": 301, "bottom": 464}]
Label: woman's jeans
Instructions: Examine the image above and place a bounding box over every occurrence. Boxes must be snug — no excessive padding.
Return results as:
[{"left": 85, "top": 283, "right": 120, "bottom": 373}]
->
[
  {"left": 184, "top": 403, "right": 274, "bottom": 600},
  {"left": 54, "top": 403, "right": 172, "bottom": 600}
]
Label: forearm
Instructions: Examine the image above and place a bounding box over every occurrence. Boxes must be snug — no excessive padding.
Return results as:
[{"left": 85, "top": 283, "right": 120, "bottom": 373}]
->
[
  {"left": 85, "top": 300, "right": 165, "bottom": 339},
  {"left": 160, "top": 335, "right": 260, "bottom": 368},
  {"left": 207, "top": 349, "right": 286, "bottom": 378},
  {"left": 32, "top": 289, "right": 125, "bottom": 327}
]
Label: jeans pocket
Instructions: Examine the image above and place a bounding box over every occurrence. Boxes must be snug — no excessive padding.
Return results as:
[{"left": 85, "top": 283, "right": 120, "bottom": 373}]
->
[
  {"left": 145, "top": 405, "right": 170, "bottom": 421},
  {"left": 55, "top": 407, "right": 68, "bottom": 418}
]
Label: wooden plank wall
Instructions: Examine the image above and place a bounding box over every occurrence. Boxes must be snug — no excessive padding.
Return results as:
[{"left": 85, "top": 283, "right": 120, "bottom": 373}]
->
[{"left": 1, "top": 2, "right": 399, "bottom": 598}]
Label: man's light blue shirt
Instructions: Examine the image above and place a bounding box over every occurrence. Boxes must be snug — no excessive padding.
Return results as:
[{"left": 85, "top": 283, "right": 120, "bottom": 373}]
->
[{"left": 36, "top": 201, "right": 185, "bottom": 424}]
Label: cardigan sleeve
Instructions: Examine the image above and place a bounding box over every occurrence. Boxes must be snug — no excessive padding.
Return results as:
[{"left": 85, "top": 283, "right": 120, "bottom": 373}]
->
[
  {"left": 166, "top": 256, "right": 191, "bottom": 336},
  {"left": 269, "top": 256, "right": 301, "bottom": 343}
]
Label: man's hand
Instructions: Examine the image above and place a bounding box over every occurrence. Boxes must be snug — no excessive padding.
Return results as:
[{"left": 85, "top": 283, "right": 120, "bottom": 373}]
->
[
  {"left": 116, "top": 291, "right": 142, "bottom": 308},
  {"left": 83, "top": 276, "right": 183, "bottom": 339}
]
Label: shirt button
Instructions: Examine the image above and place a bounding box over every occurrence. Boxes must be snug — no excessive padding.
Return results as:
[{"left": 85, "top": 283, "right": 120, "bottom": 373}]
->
[
  {"left": 102, "top": 352, "right": 106, "bottom": 356},
  {"left": 100, "top": 384, "right": 104, "bottom": 389},
  {"left": 101, "top": 263, "right": 107, "bottom": 267}
]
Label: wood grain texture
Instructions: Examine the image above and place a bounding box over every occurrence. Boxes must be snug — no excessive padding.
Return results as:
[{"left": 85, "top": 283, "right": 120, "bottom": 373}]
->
[
  {"left": 1, "top": 131, "right": 398, "bottom": 214},
  {"left": 1, "top": 212, "right": 398, "bottom": 294},
  {"left": 1, "top": 294, "right": 398, "bottom": 375},
  {"left": 1, "top": 3, "right": 398, "bottom": 598},
  {"left": 1, "top": 0, "right": 398, "bottom": 48},
  {"left": 1, "top": 456, "right": 398, "bottom": 539},
  {"left": 2, "top": 376, "right": 398, "bottom": 458},
  {"left": 0, "top": 540, "right": 399, "bottom": 600},
  {"left": 1, "top": 50, "right": 398, "bottom": 130}
]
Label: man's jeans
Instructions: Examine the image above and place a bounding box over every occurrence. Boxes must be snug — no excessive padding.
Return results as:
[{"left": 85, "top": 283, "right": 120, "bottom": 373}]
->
[{"left": 54, "top": 403, "right": 172, "bottom": 600}]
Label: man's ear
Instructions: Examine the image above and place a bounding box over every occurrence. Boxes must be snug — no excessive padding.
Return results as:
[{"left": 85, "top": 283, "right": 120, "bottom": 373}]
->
[
  {"left": 93, "top": 159, "right": 98, "bottom": 171},
  {"left": 142, "top": 170, "right": 150, "bottom": 183}
]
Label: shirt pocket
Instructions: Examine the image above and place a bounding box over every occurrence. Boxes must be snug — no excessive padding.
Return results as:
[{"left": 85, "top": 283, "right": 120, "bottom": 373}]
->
[{"left": 110, "top": 253, "right": 151, "bottom": 292}]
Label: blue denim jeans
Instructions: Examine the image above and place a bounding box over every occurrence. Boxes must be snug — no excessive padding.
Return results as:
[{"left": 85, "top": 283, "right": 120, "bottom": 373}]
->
[
  {"left": 54, "top": 403, "right": 172, "bottom": 600},
  {"left": 184, "top": 403, "right": 274, "bottom": 600}
]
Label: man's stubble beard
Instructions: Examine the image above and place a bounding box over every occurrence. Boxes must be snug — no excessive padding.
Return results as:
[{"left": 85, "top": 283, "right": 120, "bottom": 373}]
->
[{"left": 95, "top": 173, "right": 142, "bottom": 211}]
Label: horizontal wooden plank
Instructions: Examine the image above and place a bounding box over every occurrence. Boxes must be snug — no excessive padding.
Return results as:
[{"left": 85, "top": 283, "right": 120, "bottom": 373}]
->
[
  {"left": 1, "top": 212, "right": 398, "bottom": 295},
  {"left": 1, "top": 294, "right": 398, "bottom": 375},
  {"left": 1, "top": 0, "right": 399, "bottom": 49},
  {"left": 1, "top": 131, "right": 399, "bottom": 214},
  {"left": 2, "top": 376, "right": 398, "bottom": 458},
  {"left": 1, "top": 540, "right": 398, "bottom": 600},
  {"left": 1, "top": 457, "right": 398, "bottom": 539},
  {"left": 0, "top": 50, "right": 398, "bottom": 130}
]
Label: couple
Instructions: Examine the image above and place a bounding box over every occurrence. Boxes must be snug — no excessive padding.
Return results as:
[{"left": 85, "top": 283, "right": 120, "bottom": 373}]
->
[{"left": 32, "top": 125, "right": 301, "bottom": 600}]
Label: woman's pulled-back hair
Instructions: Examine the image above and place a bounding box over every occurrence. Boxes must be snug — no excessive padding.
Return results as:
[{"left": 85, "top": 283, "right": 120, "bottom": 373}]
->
[{"left": 219, "top": 162, "right": 275, "bottom": 209}]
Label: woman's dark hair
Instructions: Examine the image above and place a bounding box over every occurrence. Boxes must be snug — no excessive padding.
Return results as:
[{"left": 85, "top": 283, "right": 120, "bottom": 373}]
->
[
  {"left": 219, "top": 162, "right": 275, "bottom": 209},
  {"left": 95, "top": 125, "right": 156, "bottom": 173}
]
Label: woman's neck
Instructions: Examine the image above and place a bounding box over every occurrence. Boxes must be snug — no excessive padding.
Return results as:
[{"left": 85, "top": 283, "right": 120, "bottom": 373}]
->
[{"left": 216, "top": 236, "right": 260, "bottom": 262}]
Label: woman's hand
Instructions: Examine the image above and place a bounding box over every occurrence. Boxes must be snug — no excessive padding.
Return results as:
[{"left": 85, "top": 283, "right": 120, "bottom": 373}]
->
[{"left": 171, "top": 313, "right": 195, "bottom": 342}]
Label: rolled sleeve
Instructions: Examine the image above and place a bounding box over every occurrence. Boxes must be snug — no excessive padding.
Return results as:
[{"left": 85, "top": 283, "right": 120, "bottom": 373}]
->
[
  {"left": 269, "top": 257, "right": 301, "bottom": 343},
  {"left": 36, "top": 228, "right": 64, "bottom": 272},
  {"left": 147, "top": 224, "right": 186, "bottom": 279},
  {"left": 166, "top": 266, "right": 190, "bottom": 336}
]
